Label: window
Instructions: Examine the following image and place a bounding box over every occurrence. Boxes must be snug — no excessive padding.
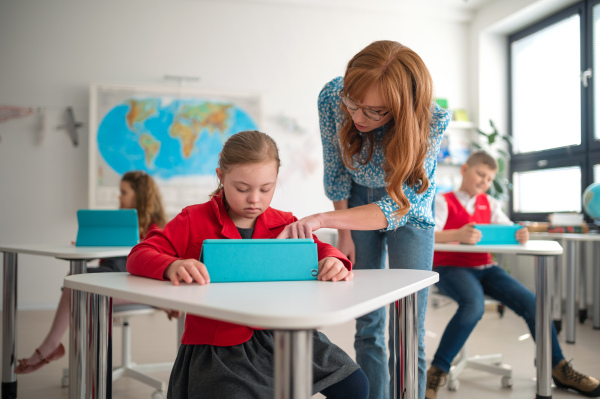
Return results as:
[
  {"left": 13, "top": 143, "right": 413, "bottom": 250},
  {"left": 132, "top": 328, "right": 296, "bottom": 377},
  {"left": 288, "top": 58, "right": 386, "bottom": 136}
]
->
[{"left": 509, "top": 0, "right": 598, "bottom": 221}]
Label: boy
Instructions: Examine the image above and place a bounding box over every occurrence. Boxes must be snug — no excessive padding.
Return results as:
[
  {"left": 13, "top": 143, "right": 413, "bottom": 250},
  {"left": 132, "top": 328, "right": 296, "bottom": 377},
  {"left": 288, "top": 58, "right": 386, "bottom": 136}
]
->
[{"left": 425, "top": 150, "right": 600, "bottom": 399}]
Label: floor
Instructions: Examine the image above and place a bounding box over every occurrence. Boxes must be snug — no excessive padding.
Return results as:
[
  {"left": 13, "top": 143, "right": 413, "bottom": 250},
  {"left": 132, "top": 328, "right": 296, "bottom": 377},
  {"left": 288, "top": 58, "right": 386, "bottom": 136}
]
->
[{"left": 3, "top": 297, "right": 600, "bottom": 399}]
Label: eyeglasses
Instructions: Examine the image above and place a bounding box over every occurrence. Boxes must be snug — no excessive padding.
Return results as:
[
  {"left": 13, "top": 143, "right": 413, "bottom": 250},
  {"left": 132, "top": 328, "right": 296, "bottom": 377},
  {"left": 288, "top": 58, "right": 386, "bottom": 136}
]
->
[{"left": 338, "top": 90, "right": 390, "bottom": 122}]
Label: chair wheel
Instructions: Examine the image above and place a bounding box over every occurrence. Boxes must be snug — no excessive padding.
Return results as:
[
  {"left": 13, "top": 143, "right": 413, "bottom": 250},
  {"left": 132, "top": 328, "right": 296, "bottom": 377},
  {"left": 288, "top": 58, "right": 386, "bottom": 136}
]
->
[
  {"left": 497, "top": 304, "right": 505, "bottom": 317},
  {"left": 501, "top": 376, "right": 513, "bottom": 388},
  {"left": 151, "top": 391, "right": 166, "bottom": 399},
  {"left": 448, "top": 379, "right": 459, "bottom": 391},
  {"left": 579, "top": 309, "right": 587, "bottom": 324}
]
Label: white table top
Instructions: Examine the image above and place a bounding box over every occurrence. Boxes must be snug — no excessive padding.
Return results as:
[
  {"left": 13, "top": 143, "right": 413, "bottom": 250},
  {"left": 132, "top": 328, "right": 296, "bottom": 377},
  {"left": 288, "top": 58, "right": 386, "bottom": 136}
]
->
[
  {"left": 64, "top": 270, "right": 438, "bottom": 330},
  {"left": 0, "top": 244, "right": 132, "bottom": 259},
  {"left": 434, "top": 240, "right": 563, "bottom": 256},
  {"left": 530, "top": 232, "right": 600, "bottom": 242}
]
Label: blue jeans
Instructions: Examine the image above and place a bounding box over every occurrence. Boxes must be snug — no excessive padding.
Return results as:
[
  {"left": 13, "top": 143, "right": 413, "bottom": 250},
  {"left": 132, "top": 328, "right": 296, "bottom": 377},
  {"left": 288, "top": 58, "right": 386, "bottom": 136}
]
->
[
  {"left": 349, "top": 183, "right": 433, "bottom": 399},
  {"left": 431, "top": 265, "right": 564, "bottom": 373}
]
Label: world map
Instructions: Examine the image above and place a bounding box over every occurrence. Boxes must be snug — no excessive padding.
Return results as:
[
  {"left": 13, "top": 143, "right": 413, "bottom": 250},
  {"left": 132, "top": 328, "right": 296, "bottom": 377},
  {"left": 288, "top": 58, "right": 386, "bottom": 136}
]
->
[{"left": 97, "top": 98, "right": 258, "bottom": 179}]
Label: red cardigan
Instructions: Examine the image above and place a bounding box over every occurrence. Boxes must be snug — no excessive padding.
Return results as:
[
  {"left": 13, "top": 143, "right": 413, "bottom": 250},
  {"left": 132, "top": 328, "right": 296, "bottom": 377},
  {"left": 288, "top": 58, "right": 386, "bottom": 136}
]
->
[
  {"left": 433, "top": 192, "right": 493, "bottom": 267},
  {"left": 127, "top": 195, "right": 351, "bottom": 346}
]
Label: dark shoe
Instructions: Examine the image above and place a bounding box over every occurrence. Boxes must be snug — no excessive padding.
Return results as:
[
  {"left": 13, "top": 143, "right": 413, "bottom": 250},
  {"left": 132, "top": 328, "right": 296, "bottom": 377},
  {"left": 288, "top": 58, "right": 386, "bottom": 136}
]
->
[
  {"left": 15, "top": 344, "right": 65, "bottom": 375},
  {"left": 552, "top": 359, "right": 600, "bottom": 397},
  {"left": 425, "top": 365, "right": 448, "bottom": 399}
]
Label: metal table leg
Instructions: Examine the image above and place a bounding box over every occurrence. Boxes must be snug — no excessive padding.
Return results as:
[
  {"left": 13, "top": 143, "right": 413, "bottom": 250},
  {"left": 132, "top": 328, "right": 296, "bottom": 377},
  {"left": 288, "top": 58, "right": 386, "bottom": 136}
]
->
[
  {"left": 2, "top": 252, "right": 17, "bottom": 399},
  {"left": 552, "top": 250, "right": 562, "bottom": 334},
  {"left": 69, "top": 260, "right": 87, "bottom": 399},
  {"left": 566, "top": 240, "right": 576, "bottom": 344},
  {"left": 578, "top": 242, "right": 587, "bottom": 324},
  {"left": 535, "top": 255, "right": 552, "bottom": 399},
  {"left": 391, "top": 293, "right": 418, "bottom": 399},
  {"left": 593, "top": 242, "right": 600, "bottom": 329},
  {"left": 86, "top": 293, "right": 112, "bottom": 399},
  {"left": 274, "top": 330, "right": 313, "bottom": 398}
]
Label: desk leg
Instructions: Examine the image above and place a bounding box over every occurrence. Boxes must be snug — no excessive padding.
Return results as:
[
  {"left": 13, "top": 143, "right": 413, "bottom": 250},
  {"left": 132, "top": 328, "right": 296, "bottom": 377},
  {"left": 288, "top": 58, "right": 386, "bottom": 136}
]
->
[
  {"left": 86, "top": 294, "right": 112, "bottom": 399},
  {"left": 2, "top": 252, "right": 17, "bottom": 399},
  {"left": 566, "top": 240, "right": 576, "bottom": 344},
  {"left": 593, "top": 242, "right": 600, "bottom": 329},
  {"left": 69, "top": 260, "right": 87, "bottom": 399},
  {"left": 273, "top": 330, "right": 313, "bottom": 399},
  {"left": 390, "top": 293, "right": 418, "bottom": 399},
  {"left": 552, "top": 253, "right": 562, "bottom": 334},
  {"left": 578, "top": 242, "right": 587, "bottom": 324},
  {"left": 535, "top": 255, "right": 552, "bottom": 399}
]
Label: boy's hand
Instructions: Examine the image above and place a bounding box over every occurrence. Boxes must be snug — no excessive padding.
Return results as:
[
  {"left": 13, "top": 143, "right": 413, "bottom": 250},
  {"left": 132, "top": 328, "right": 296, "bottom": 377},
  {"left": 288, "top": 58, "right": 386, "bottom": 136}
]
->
[
  {"left": 516, "top": 226, "right": 529, "bottom": 244},
  {"left": 318, "top": 257, "right": 353, "bottom": 282},
  {"left": 456, "top": 222, "right": 481, "bottom": 245},
  {"left": 164, "top": 259, "right": 210, "bottom": 286}
]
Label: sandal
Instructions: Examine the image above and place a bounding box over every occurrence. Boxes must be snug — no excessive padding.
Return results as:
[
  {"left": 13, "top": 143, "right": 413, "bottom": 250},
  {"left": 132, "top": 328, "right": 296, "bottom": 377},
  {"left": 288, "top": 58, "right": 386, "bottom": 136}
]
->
[{"left": 15, "top": 343, "right": 65, "bottom": 374}]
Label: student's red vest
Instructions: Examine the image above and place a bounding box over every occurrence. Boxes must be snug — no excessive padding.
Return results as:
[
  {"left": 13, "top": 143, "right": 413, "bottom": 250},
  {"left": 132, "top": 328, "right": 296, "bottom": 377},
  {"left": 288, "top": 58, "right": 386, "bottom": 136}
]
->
[{"left": 433, "top": 192, "right": 494, "bottom": 267}]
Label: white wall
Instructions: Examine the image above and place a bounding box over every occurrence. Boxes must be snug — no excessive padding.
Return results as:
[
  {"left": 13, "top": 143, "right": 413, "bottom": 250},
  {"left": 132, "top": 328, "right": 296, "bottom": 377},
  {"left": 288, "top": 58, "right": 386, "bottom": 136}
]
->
[{"left": 0, "top": 0, "right": 471, "bottom": 309}]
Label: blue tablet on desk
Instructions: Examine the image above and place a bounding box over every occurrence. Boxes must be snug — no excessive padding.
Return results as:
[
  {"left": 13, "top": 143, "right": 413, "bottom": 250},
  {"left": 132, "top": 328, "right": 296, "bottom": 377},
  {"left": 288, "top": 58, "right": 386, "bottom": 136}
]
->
[
  {"left": 75, "top": 209, "right": 140, "bottom": 246},
  {"left": 474, "top": 224, "right": 521, "bottom": 245},
  {"left": 200, "top": 238, "right": 319, "bottom": 283}
]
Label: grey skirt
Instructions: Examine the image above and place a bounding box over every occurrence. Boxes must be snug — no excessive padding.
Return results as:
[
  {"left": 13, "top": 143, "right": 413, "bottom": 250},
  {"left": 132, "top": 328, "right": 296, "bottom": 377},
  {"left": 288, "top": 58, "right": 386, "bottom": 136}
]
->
[{"left": 168, "top": 330, "right": 359, "bottom": 399}]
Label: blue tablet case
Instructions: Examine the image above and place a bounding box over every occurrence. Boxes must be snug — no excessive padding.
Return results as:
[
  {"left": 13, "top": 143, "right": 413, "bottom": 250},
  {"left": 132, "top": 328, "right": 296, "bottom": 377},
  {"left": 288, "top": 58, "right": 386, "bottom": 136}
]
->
[
  {"left": 474, "top": 224, "right": 521, "bottom": 245},
  {"left": 75, "top": 209, "right": 140, "bottom": 246},
  {"left": 200, "top": 238, "right": 319, "bottom": 283}
]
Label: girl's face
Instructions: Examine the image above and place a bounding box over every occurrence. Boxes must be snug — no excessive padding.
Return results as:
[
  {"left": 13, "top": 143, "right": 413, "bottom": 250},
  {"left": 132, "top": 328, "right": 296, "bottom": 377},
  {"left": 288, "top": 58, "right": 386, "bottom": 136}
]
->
[
  {"left": 459, "top": 163, "right": 496, "bottom": 197},
  {"left": 217, "top": 161, "right": 278, "bottom": 229},
  {"left": 119, "top": 181, "right": 136, "bottom": 209},
  {"left": 346, "top": 84, "right": 393, "bottom": 133}
]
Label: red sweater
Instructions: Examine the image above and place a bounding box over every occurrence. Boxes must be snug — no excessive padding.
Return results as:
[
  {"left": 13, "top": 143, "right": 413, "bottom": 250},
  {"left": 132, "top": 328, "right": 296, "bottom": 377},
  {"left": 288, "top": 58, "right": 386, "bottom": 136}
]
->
[
  {"left": 433, "top": 192, "right": 493, "bottom": 267},
  {"left": 127, "top": 195, "right": 351, "bottom": 346}
]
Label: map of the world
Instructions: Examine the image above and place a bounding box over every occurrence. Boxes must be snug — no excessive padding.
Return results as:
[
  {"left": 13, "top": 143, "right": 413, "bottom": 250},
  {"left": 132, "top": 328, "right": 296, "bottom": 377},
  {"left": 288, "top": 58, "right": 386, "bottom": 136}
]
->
[{"left": 97, "top": 98, "right": 258, "bottom": 178}]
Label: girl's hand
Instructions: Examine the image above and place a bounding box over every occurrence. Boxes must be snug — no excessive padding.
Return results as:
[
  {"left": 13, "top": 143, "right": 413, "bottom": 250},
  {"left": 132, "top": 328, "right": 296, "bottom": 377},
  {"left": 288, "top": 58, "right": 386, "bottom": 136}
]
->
[
  {"left": 277, "top": 215, "right": 322, "bottom": 239},
  {"left": 164, "top": 259, "right": 210, "bottom": 286},
  {"left": 456, "top": 222, "right": 481, "bottom": 245},
  {"left": 516, "top": 226, "right": 529, "bottom": 244},
  {"left": 318, "top": 257, "right": 353, "bottom": 282},
  {"left": 336, "top": 230, "right": 355, "bottom": 265}
]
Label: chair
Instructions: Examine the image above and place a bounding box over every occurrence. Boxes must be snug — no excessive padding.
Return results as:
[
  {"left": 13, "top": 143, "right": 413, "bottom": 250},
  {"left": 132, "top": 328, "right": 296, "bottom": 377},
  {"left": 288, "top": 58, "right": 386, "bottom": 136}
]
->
[
  {"left": 62, "top": 304, "right": 173, "bottom": 399},
  {"left": 429, "top": 286, "right": 513, "bottom": 391}
]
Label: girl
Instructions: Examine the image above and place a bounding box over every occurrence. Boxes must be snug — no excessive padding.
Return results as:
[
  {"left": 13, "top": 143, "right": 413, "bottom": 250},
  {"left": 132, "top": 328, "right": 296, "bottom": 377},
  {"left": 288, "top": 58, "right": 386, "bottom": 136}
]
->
[
  {"left": 127, "top": 130, "right": 369, "bottom": 399},
  {"left": 277, "top": 40, "right": 452, "bottom": 399},
  {"left": 15, "top": 171, "right": 167, "bottom": 374}
]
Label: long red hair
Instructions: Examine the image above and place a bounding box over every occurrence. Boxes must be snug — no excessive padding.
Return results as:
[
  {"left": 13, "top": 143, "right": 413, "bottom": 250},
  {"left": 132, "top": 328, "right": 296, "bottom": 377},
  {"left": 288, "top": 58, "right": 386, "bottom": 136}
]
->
[
  {"left": 121, "top": 171, "right": 167, "bottom": 236},
  {"left": 340, "top": 40, "right": 434, "bottom": 218}
]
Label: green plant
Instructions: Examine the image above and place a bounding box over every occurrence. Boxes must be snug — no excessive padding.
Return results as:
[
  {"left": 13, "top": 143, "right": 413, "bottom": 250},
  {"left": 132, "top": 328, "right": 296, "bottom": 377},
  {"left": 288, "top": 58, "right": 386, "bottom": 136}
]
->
[{"left": 472, "top": 120, "right": 513, "bottom": 200}]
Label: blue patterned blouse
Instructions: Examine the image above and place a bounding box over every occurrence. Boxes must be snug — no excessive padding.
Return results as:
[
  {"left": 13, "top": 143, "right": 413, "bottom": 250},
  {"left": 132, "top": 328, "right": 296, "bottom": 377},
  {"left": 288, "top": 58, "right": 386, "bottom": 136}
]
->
[{"left": 318, "top": 77, "right": 452, "bottom": 231}]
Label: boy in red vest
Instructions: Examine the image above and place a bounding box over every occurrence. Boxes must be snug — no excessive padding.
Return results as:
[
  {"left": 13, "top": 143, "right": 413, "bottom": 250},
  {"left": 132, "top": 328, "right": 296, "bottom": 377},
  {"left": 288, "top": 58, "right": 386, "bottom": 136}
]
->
[{"left": 425, "top": 150, "right": 600, "bottom": 399}]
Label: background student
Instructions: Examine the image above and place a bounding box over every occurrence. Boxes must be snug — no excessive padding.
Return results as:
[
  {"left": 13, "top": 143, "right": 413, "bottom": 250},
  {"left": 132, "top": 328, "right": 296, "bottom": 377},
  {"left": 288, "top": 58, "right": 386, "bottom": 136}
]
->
[
  {"left": 15, "top": 171, "right": 167, "bottom": 374},
  {"left": 426, "top": 150, "right": 600, "bottom": 399},
  {"left": 277, "top": 40, "right": 452, "bottom": 399},
  {"left": 127, "top": 130, "right": 369, "bottom": 399}
]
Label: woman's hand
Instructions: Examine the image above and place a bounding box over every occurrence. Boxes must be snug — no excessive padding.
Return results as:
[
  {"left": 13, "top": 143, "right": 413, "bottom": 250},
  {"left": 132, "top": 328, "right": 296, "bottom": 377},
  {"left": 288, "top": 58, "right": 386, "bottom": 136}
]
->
[
  {"left": 318, "top": 257, "right": 353, "bottom": 282},
  {"left": 455, "top": 222, "right": 481, "bottom": 245},
  {"left": 277, "top": 214, "right": 323, "bottom": 239},
  {"left": 164, "top": 259, "right": 210, "bottom": 286},
  {"left": 516, "top": 226, "right": 529, "bottom": 244},
  {"left": 336, "top": 230, "right": 355, "bottom": 265}
]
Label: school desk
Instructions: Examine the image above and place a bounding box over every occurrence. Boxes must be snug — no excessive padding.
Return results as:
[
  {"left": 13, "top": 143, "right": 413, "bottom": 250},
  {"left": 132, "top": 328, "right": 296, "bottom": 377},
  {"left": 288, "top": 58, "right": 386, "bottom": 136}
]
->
[
  {"left": 0, "top": 244, "right": 132, "bottom": 399},
  {"left": 433, "top": 240, "right": 563, "bottom": 399},
  {"left": 530, "top": 232, "right": 600, "bottom": 342},
  {"left": 64, "top": 269, "right": 438, "bottom": 399}
]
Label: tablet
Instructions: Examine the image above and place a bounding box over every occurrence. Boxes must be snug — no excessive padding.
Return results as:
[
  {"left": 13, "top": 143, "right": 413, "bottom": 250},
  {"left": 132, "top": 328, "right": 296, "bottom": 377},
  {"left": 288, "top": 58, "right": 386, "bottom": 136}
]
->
[
  {"left": 474, "top": 224, "right": 521, "bottom": 245},
  {"left": 75, "top": 209, "right": 140, "bottom": 246},
  {"left": 200, "top": 238, "right": 319, "bottom": 283}
]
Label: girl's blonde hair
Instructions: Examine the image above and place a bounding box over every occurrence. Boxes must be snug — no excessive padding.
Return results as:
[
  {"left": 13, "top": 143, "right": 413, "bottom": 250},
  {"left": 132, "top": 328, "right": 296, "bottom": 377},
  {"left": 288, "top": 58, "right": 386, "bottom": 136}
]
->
[
  {"left": 340, "top": 40, "right": 434, "bottom": 218},
  {"left": 211, "top": 130, "right": 281, "bottom": 197},
  {"left": 121, "top": 171, "right": 167, "bottom": 236}
]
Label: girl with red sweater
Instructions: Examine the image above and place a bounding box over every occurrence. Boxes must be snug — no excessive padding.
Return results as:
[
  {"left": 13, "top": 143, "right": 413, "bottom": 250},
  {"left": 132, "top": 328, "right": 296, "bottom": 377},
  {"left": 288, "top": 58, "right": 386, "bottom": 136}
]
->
[{"left": 127, "top": 130, "right": 368, "bottom": 398}]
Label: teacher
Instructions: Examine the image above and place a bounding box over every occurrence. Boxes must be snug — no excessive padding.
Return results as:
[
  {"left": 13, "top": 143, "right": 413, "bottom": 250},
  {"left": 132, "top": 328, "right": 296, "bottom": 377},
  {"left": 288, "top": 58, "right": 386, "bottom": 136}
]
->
[{"left": 278, "top": 40, "right": 451, "bottom": 399}]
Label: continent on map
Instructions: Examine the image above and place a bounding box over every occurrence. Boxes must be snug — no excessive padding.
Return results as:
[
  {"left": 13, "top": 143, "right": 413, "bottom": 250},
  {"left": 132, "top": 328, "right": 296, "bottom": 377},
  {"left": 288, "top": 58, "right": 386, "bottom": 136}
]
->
[
  {"left": 169, "top": 103, "right": 233, "bottom": 158},
  {"left": 126, "top": 99, "right": 159, "bottom": 132},
  {"left": 139, "top": 133, "right": 160, "bottom": 168}
]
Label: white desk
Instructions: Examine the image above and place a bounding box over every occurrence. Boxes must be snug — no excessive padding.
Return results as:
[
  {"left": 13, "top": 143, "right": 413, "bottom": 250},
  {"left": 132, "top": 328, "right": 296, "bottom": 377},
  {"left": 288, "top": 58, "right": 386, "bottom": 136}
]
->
[
  {"left": 0, "top": 244, "right": 132, "bottom": 399},
  {"left": 64, "top": 269, "right": 438, "bottom": 399},
  {"left": 530, "top": 232, "right": 600, "bottom": 343},
  {"left": 434, "top": 240, "right": 563, "bottom": 399}
]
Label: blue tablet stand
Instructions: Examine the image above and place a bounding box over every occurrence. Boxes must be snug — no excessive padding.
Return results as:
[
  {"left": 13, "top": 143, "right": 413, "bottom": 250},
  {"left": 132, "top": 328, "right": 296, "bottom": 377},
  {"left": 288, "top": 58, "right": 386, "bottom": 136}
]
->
[
  {"left": 75, "top": 209, "right": 140, "bottom": 246},
  {"left": 474, "top": 224, "right": 521, "bottom": 245}
]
